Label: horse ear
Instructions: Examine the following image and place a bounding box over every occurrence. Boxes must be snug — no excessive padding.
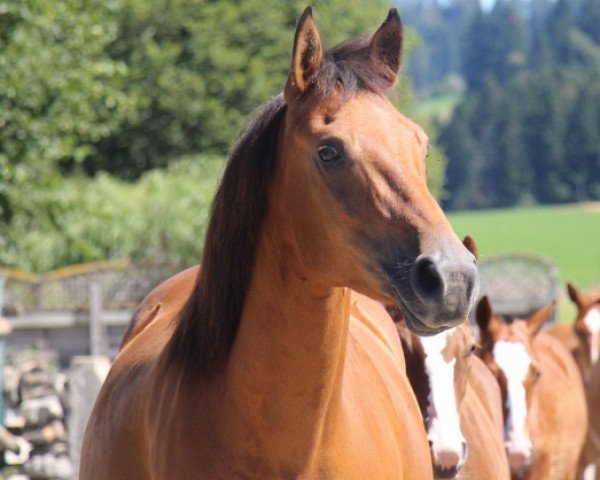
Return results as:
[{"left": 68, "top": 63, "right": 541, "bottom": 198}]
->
[
  {"left": 462, "top": 235, "right": 479, "bottom": 262},
  {"left": 369, "top": 8, "right": 404, "bottom": 88},
  {"left": 475, "top": 296, "right": 493, "bottom": 332},
  {"left": 527, "top": 302, "right": 556, "bottom": 338},
  {"left": 567, "top": 282, "right": 583, "bottom": 309},
  {"left": 285, "top": 6, "right": 323, "bottom": 100}
]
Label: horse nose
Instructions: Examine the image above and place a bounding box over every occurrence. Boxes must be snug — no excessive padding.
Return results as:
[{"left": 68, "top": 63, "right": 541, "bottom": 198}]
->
[
  {"left": 411, "top": 252, "right": 478, "bottom": 313},
  {"left": 429, "top": 441, "right": 467, "bottom": 479},
  {"left": 506, "top": 441, "right": 533, "bottom": 471},
  {"left": 508, "top": 449, "right": 532, "bottom": 471},
  {"left": 412, "top": 254, "right": 445, "bottom": 302}
]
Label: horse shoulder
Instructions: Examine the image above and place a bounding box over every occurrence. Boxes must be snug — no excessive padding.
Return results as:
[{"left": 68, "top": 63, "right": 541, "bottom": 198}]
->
[
  {"left": 534, "top": 331, "right": 584, "bottom": 385},
  {"left": 458, "top": 382, "right": 510, "bottom": 480},
  {"left": 343, "top": 295, "right": 431, "bottom": 479},
  {"left": 529, "top": 332, "right": 587, "bottom": 475},
  {"left": 81, "top": 299, "right": 183, "bottom": 479},
  {"left": 349, "top": 291, "right": 405, "bottom": 370},
  {"left": 121, "top": 266, "right": 199, "bottom": 347}
]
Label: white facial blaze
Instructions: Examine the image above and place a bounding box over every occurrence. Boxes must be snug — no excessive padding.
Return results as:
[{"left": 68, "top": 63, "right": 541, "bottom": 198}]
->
[
  {"left": 493, "top": 341, "right": 533, "bottom": 455},
  {"left": 584, "top": 307, "right": 600, "bottom": 364},
  {"left": 421, "top": 329, "right": 465, "bottom": 460}
]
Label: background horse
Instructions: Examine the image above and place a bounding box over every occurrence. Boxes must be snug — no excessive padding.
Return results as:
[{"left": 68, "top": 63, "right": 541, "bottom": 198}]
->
[
  {"left": 397, "top": 318, "right": 510, "bottom": 480},
  {"left": 476, "top": 296, "right": 587, "bottom": 480},
  {"left": 547, "top": 283, "right": 600, "bottom": 375},
  {"left": 547, "top": 283, "right": 600, "bottom": 478},
  {"left": 80, "top": 7, "right": 478, "bottom": 479}
]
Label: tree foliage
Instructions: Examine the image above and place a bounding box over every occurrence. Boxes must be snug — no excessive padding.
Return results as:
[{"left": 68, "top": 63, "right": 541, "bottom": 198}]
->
[
  {"left": 0, "top": 1, "right": 133, "bottom": 221},
  {"left": 436, "top": 0, "right": 600, "bottom": 209},
  {"left": 441, "top": 68, "right": 600, "bottom": 209},
  {"left": 1, "top": 156, "right": 222, "bottom": 272},
  {"left": 78, "top": 0, "right": 396, "bottom": 178}
]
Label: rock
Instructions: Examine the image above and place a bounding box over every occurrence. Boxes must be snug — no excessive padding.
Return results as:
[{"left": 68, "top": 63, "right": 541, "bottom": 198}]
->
[
  {"left": 21, "top": 396, "right": 64, "bottom": 427},
  {"left": 3, "top": 365, "right": 21, "bottom": 407},
  {"left": 5, "top": 408, "right": 26, "bottom": 430},
  {"left": 47, "top": 441, "right": 68, "bottom": 457},
  {"left": 6, "top": 474, "right": 30, "bottom": 480},
  {"left": 4, "top": 435, "right": 33, "bottom": 466},
  {"left": 20, "top": 371, "right": 57, "bottom": 402},
  {"left": 23, "top": 453, "right": 73, "bottom": 479},
  {"left": 22, "top": 420, "right": 66, "bottom": 446}
]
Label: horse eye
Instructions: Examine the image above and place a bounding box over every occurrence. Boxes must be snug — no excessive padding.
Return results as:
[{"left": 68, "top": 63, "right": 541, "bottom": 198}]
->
[
  {"left": 317, "top": 145, "right": 342, "bottom": 165},
  {"left": 531, "top": 369, "right": 542, "bottom": 383}
]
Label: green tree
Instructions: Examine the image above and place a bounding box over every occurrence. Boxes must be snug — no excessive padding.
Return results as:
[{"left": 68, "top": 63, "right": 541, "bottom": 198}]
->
[
  {"left": 0, "top": 1, "right": 133, "bottom": 220},
  {"left": 579, "top": 0, "right": 600, "bottom": 44},
  {"left": 461, "top": 0, "right": 526, "bottom": 92},
  {"left": 565, "top": 81, "right": 600, "bottom": 200},
  {"left": 86, "top": 0, "right": 393, "bottom": 179}
]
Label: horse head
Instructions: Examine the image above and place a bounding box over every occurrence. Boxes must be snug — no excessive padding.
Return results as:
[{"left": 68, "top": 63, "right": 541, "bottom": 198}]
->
[
  {"left": 568, "top": 282, "right": 600, "bottom": 368},
  {"left": 476, "top": 296, "right": 555, "bottom": 474},
  {"left": 276, "top": 7, "right": 479, "bottom": 336}
]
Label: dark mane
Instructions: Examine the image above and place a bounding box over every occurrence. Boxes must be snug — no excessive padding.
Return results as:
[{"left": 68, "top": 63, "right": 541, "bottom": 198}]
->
[
  {"left": 167, "top": 34, "right": 396, "bottom": 375},
  {"left": 166, "top": 93, "right": 286, "bottom": 374}
]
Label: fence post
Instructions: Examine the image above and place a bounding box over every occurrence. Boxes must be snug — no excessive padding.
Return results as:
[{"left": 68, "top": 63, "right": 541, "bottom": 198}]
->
[
  {"left": 88, "top": 282, "right": 108, "bottom": 357},
  {"left": 68, "top": 356, "right": 110, "bottom": 479},
  {"left": 0, "top": 317, "right": 11, "bottom": 426}
]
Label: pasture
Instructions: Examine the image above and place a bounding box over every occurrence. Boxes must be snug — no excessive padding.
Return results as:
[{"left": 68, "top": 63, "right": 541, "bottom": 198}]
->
[{"left": 447, "top": 202, "right": 600, "bottom": 322}]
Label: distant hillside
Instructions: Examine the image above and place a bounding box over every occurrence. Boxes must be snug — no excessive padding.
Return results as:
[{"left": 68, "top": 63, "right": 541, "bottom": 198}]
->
[{"left": 398, "top": 0, "right": 600, "bottom": 210}]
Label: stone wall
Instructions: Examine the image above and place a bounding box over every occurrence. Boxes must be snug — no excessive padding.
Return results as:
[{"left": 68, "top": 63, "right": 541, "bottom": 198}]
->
[{"left": 1, "top": 352, "right": 74, "bottom": 480}]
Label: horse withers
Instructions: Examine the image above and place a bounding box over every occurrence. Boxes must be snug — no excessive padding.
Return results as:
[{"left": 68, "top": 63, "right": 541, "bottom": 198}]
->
[
  {"left": 81, "top": 7, "right": 478, "bottom": 479},
  {"left": 476, "top": 296, "right": 587, "bottom": 480}
]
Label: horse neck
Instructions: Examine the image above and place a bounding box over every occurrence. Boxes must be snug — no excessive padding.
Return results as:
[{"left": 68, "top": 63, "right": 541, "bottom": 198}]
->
[{"left": 220, "top": 218, "right": 350, "bottom": 471}]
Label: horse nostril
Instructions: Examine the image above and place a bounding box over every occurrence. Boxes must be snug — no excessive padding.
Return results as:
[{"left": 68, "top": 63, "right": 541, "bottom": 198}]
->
[{"left": 411, "top": 255, "right": 444, "bottom": 301}]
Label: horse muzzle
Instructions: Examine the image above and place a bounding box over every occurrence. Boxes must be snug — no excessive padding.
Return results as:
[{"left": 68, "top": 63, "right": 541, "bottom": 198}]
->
[
  {"left": 430, "top": 441, "right": 467, "bottom": 479},
  {"left": 389, "top": 250, "right": 479, "bottom": 335},
  {"left": 506, "top": 439, "right": 533, "bottom": 472}
]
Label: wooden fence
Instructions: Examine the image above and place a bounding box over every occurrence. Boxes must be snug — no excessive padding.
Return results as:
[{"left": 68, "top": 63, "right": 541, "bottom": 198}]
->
[{"left": 0, "top": 262, "right": 181, "bottom": 366}]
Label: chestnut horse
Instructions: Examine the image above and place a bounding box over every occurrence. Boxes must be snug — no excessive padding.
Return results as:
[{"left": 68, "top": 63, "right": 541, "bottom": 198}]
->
[
  {"left": 476, "top": 296, "right": 587, "bottom": 480},
  {"left": 547, "top": 283, "right": 600, "bottom": 478},
  {"left": 397, "top": 319, "right": 510, "bottom": 480},
  {"left": 547, "top": 283, "right": 600, "bottom": 376},
  {"left": 80, "top": 8, "right": 478, "bottom": 480}
]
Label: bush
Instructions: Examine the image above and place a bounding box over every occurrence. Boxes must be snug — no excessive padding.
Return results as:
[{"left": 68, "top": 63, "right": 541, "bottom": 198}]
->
[{"left": 1, "top": 156, "right": 223, "bottom": 272}]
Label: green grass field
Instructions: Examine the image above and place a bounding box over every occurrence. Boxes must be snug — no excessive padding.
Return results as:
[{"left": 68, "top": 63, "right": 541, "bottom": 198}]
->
[{"left": 447, "top": 202, "right": 600, "bottom": 323}]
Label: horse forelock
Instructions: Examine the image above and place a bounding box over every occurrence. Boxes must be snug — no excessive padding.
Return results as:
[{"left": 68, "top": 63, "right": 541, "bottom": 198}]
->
[{"left": 305, "top": 35, "right": 399, "bottom": 101}]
